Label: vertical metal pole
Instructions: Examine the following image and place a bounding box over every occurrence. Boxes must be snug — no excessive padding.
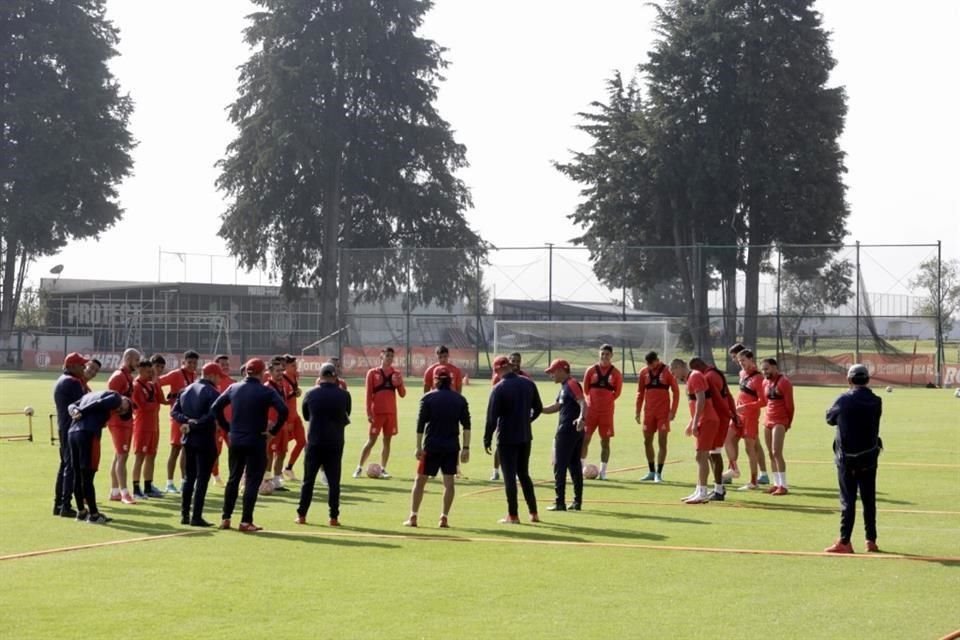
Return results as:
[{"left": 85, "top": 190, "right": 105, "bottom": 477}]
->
[
  {"left": 235, "top": 257, "right": 238, "bottom": 286},
  {"left": 855, "top": 241, "right": 861, "bottom": 363},
  {"left": 775, "top": 248, "right": 782, "bottom": 358},
  {"left": 475, "top": 253, "right": 482, "bottom": 375},
  {"left": 405, "top": 255, "right": 412, "bottom": 377},
  {"left": 936, "top": 240, "right": 943, "bottom": 387},
  {"left": 210, "top": 255, "right": 214, "bottom": 284},
  {"left": 547, "top": 243, "right": 554, "bottom": 364},
  {"left": 621, "top": 245, "right": 628, "bottom": 370},
  {"left": 157, "top": 247, "right": 162, "bottom": 283},
  {"left": 337, "top": 248, "right": 344, "bottom": 363}
]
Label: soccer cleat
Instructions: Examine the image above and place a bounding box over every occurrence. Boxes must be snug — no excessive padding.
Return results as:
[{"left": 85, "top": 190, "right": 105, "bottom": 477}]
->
[
  {"left": 147, "top": 487, "right": 166, "bottom": 498},
  {"left": 53, "top": 504, "right": 61, "bottom": 517},
  {"left": 60, "top": 507, "right": 78, "bottom": 518},
  {"left": 771, "top": 486, "right": 789, "bottom": 496},
  {"left": 379, "top": 470, "right": 392, "bottom": 479},
  {"left": 498, "top": 515, "right": 520, "bottom": 525},
  {"left": 568, "top": 502, "right": 582, "bottom": 511},
  {"left": 76, "top": 510, "right": 90, "bottom": 522},
  {"left": 109, "top": 493, "right": 122, "bottom": 502},
  {"left": 87, "top": 513, "right": 112, "bottom": 525},
  {"left": 865, "top": 540, "right": 880, "bottom": 553},
  {"left": 706, "top": 490, "right": 726, "bottom": 502},
  {"left": 490, "top": 470, "right": 500, "bottom": 482},
  {"left": 190, "top": 519, "right": 214, "bottom": 528},
  {"left": 721, "top": 468, "right": 741, "bottom": 484},
  {"left": 213, "top": 475, "right": 224, "bottom": 487},
  {"left": 319, "top": 472, "right": 329, "bottom": 487},
  {"left": 238, "top": 522, "right": 263, "bottom": 533},
  {"left": 273, "top": 484, "right": 291, "bottom": 492},
  {"left": 737, "top": 483, "right": 758, "bottom": 491},
  {"left": 757, "top": 473, "right": 770, "bottom": 485},
  {"left": 438, "top": 516, "right": 449, "bottom": 529},
  {"left": 165, "top": 483, "right": 180, "bottom": 494},
  {"left": 180, "top": 516, "right": 191, "bottom": 525},
  {"left": 218, "top": 519, "right": 231, "bottom": 530},
  {"left": 640, "top": 471, "right": 656, "bottom": 482},
  {"left": 352, "top": 467, "right": 362, "bottom": 479},
  {"left": 680, "top": 489, "right": 700, "bottom": 503},
  {"left": 120, "top": 493, "right": 137, "bottom": 505},
  {"left": 294, "top": 515, "right": 307, "bottom": 525},
  {"left": 766, "top": 485, "right": 779, "bottom": 494},
  {"left": 133, "top": 490, "right": 147, "bottom": 500},
  {"left": 653, "top": 473, "right": 663, "bottom": 483},
  {"left": 684, "top": 493, "right": 709, "bottom": 504},
  {"left": 282, "top": 469, "right": 298, "bottom": 482},
  {"left": 529, "top": 513, "right": 541, "bottom": 523},
  {"left": 598, "top": 470, "right": 607, "bottom": 480},
  {"left": 547, "top": 503, "right": 566, "bottom": 511},
  {"left": 328, "top": 518, "right": 340, "bottom": 527},
  {"left": 824, "top": 539, "right": 854, "bottom": 554},
  {"left": 403, "top": 515, "right": 418, "bottom": 527}
]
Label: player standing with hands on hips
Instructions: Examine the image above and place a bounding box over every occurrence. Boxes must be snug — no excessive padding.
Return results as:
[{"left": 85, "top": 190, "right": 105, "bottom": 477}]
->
[{"left": 824, "top": 364, "right": 883, "bottom": 554}]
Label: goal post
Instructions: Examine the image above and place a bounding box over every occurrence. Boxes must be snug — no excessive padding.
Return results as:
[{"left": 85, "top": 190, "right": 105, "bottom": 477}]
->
[{"left": 493, "top": 320, "right": 678, "bottom": 377}]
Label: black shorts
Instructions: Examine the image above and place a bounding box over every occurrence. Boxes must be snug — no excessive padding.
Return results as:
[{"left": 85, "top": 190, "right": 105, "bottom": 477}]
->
[{"left": 418, "top": 450, "right": 459, "bottom": 477}]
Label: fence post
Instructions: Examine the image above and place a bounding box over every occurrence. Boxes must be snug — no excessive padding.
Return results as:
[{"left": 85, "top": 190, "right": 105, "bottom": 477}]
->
[
  {"left": 474, "top": 252, "right": 481, "bottom": 376},
  {"left": 547, "top": 243, "right": 553, "bottom": 364},
  {"left": 936, "top": 240, "right": 943, "bottom": 387},
  {"left": 855, "top": 241, "right": 861, "bottom": 363},
  {"left": 405, "top": 254, "right": 412, "bottom": 378},
  {"left": 775, "top": 247, "right": 782, "bottom": 358},
  {"left": 337, "top": 247, "right": 344, "bottom": 363}
]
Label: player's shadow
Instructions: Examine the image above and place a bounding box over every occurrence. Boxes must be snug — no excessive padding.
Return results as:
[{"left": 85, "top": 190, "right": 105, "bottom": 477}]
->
[
  {"left": 342, "top": 482, "right": 414, "bottom": 495},
  {"left": 760, "top": 487, "right": 915, "bottom": 506},
  {"left": 585, "top": 509, "right": 710, "bottom": 526},
  {"left": 535, "top": 520, "right": 669, "bottom": 542},
  {"left": 258, "top": 530, "right": 398, "bottom": 549},
  {"left": 459, "top": 526, "right": 588, "bottom": 543},
  {"left": 100, "top": 518, "right": 200, "bottom": 535}
]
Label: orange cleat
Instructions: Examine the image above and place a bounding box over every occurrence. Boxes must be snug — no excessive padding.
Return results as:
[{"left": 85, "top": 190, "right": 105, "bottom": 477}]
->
[
  {"left": 403, "top": 515, "right": 418, "bottom": 527},
  {"left": 294, "top": 515, "right": 307, "bottom": 525},
  {"left": 328, "top": 518, "right": 340, "bottom": 527},
  {"left": 438, "top": 516, "right": 449, "bottom": 528},
  {"left": 824, "top": 539, "right": 854, "bottom": 554},
  {"left": 865, "top": 540, "right": 880, "bottom": 553},
  {"left": 771, "top": 486, "right": 789, "bottom": 496},
  {"left": 238, "top": 522, "right": 262, "bottom": 533},
  {"left": 529, "top": 513, "right": 541, "bottom": 523},
  {"left": 498, "top": 515, "right": 520, "bottom": 525}
]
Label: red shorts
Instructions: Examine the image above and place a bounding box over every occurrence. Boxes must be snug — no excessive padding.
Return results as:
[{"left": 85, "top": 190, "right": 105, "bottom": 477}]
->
[
  {"left": 712, "top": 420, "right": 728, "bottom": 449},
  {"left": 765, "top": 422, "right": 791, "bottom": 432},
  {"left": 694, "top": 417, "right": 720, "bottom": 452},
  {"left": 369, "top": 413, "right": 398, "bottom": 437},
  {"left": 169, "top": 421, "right": 184, "bottom": 446},
  {"left": 269, "top": 428, "right": 289, "bottom": 455},
  {"left": 643, "top": 414, "right": 670, "bottom": 434},
  {"left": 585, "top": 414, "right": 614, "bottom": 438},
  {"left": 736, "top": 413, "right": 760, "bottom": 440},
  {"left": 108, "top": 424, "right": 132, "bottom": 454},
  {"left": 132, "top": 427, "right": 159, "bottom": 456}
]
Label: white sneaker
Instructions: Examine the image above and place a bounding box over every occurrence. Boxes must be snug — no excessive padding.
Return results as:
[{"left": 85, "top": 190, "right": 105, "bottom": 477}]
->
[
  {"left": 320, "top": 472, "right": 328, "bottom": 487},
  {"left": 380, "top": 469, "right": 392, "bottom": 479},
  {"left": 653, "top": 473, "right": 663, "bottom": 484},
  {"left": 283, "top": 469, "right": 298, "bottom": 482},
  {"left": 213, "top": 475, "right": 224, "bottom": 487},
  {"left": 680, "top": 489, "right": 699, "bottom": 503},
  {"left": 490, "top": 470, "right": 500, "bottom": 482},
  {"left": 165, "top": 483, "right": 179, "bottom": 494},
  {"left": 598, "top": 470, "right": 607, "bottom": 480},
  {"left": 737, "top": 482, "right": 758, "bottom": 491},
  {"left": 351, "top": 467, "right": 362, "bottom": 479},
  {"left": 722, "top": 468, "right": 740, "bottom": 484}
]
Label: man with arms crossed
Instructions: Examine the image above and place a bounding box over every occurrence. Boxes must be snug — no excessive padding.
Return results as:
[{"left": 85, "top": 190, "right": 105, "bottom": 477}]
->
[
  {"left": 403, "top": 366, "right": 471, "bottom": 528},
  {"left": 635, "top": 351, "right": 679, "bottom": 483}
]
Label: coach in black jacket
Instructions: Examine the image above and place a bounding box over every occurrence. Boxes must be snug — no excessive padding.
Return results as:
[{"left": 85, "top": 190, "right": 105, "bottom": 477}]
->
[
  {"left": 52, "top": 352, "right": 90, "bottom": 517},
  {"left": 484, "top": 355, "right": 543, "bottom": 523},
  {"left": 68, "top": 390, "right": 131, "bottom": 524},
  {"left": 212, "top": 358, "right": 288, "bottom": 532},
  {"left": 171, "top": 362, "right": 224, "bottom": 527},
  {"left": 296, "top": 363, "right": 351, "bottom": 526},
  {"left": 824, "top": 364, "right": 883, "bottom": 554}
]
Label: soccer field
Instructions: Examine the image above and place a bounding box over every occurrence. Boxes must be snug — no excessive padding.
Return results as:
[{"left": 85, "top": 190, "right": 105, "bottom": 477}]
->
[{"left": 0, "top": 371, "right": 958, "bottom": 639}]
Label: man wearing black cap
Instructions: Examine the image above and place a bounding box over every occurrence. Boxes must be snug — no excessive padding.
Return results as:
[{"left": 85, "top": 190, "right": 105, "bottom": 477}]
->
[
  {"left": 296, "top": 362, "right": 352, "bottom": 527},
  {"left": 824, "top": 364, "right": 883, "bottom": 554},
  {"left": 211, "top": 358, "right": 288, "bottom": 532},
  {"left": 52, "top": 352, "right": 90, "bottom": 517},
  {"left": 484, "top": 355, "right": 543, "bottom": 524},
  {"left": 403, "top": 366, "right": 471, "bottom": 528},
  {"left": 171, "top": 362, "right": 224, "bottom": 526},
  {"left": 541, "top": 359, "right": 586, "bottom": 511}
]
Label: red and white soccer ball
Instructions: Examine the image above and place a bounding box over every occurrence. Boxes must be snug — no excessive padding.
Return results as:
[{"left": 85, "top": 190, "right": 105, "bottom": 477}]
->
[
  {"left": 583, "top": 463, "right": 600, "bottom": 480},
  {"left": 366, "top": 463, "right": 383, "bottom": 479},
  {"left": 23, "top": 406, "right": 35, "bottom": 417}
]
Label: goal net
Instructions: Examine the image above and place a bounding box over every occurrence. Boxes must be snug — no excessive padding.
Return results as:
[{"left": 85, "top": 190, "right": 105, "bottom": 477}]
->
[{"left": 493, "top": 320, "right": 679, "bottom": 377}]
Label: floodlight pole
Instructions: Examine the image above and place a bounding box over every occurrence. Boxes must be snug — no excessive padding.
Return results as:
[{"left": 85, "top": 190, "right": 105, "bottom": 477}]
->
[{"left": 547, "top": 243, "right": 554, "bottom": 363}]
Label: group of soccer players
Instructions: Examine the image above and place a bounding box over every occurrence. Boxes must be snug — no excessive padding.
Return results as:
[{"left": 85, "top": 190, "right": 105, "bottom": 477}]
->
[{"left": 53, "top": 339, "right": 796, "bottom": 530}]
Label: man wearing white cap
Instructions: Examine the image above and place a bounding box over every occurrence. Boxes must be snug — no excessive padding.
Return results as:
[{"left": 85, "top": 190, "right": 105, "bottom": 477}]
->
[{"left": 824, "top": 364, "right": 883, "bottom": 554}]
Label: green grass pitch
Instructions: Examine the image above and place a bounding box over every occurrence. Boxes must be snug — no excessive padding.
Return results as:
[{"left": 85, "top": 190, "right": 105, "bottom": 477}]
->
[{"left": 0, "top": 370, "right": 957, "bottom": 639}]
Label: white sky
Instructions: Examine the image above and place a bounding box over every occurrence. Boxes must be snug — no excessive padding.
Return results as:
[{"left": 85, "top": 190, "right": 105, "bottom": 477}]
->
[{"left": 29, "top": 0, "right": 960, "bottom": 296}]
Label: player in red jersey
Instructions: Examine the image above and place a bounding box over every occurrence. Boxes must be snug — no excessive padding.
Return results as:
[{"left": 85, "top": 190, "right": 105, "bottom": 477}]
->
[
  {"left": 691, "top": 357, "right": 739, "bottom": 502},
  {"left": 131, "top": 359, "right": 164, "bottom": 499},
  {"left": 280, "top": 355, "right": 307, "bottom": 482},
  {"left": 635, "top": 351, "right": 679, "bottom": 483},
  {"left": 353, "top": 347, "right": 406, "bottom": 479},
  {"left": 211, "top": 354, "right": 235, "bottom": 486},
  {"left": 728, "top": 349, "right": 770, "bottom": 490},
  {"left": 265, "top": 357, "right": 294, "bottom": 491},
  {"left": 670, "top": 358, "right": 719, "bottom": 504},
  {"left": 761, "top": 358, "right": 794, "bottom": 495},
  {"left": 423, "top": 345, "right": 464, "bottom": 394},
  {"left": 107, "top": 348, "right": 140, "bottom": 504},
  {"left": 316, "top": 356, "right": 348, "bottom": 390},
  {"left": 157, "top": 350, "right": 199, "bottom": 493},
  {"left": 580, "top": 344, "right": 623, "bottom": 479}
]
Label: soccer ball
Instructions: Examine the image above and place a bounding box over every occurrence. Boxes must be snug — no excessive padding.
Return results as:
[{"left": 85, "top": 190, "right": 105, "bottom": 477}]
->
[
  {"left": 258, "top": 478, "right": 274, "bottom": 495},
  {"left": 954, "top": 387, "right": 960, "bottom": 398},
  {"left": 366, "top": 463, "right": 383, "bottom": 479},
  {"left": 23, "top": 406, "right": 34, "bottom": 417},
  {"left": 885, "top": 386, "right": 893, "bottom": 393},
  {"left": 583, "top": 463, "right": 600, "bottom": 480}
]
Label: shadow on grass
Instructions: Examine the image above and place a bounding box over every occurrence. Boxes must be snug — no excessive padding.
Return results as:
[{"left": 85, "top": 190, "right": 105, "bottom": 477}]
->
[
  {"left": 534, "top": 520, "right": 669, "bottom": 542},
  {"left": 258, "top": 530, "right": 397, "bottom": 549},
  {"left": 98, "top": 517, "right": 204, "bottom": 536},
  {"left": 584, "top": 508, "right": 709, "bottom": 526}
]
